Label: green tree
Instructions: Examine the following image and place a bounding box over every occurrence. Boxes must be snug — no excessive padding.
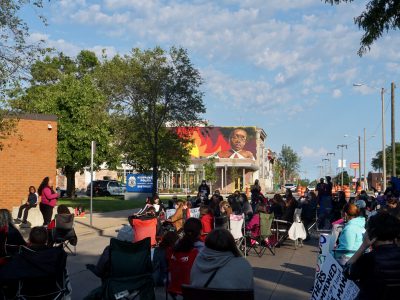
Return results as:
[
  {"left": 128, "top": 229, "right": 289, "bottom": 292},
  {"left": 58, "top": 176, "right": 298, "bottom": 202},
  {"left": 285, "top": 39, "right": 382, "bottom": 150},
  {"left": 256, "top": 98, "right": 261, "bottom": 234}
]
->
[
  {"left": 325, "top": 0, "right": 400, "bottom": 56},
  {"left": 204, "top": 157, "right": 217, "bottom": 193},
  {"left": 371, "top": 142, "right": 400, "bottom": 175},
  {"left": 12, "top": 51, "right": 118, "bottom": 198},
  {"left": 97, "top": 47, "right": 205, "bottom": 196},
  {"left": 278, "top": 145, "right": 301, "bottom": 183},
  {"left": 334, "top": 171, "right": 350, "bottom": 186},
  {"left": 0, "top": 0, "right": 50, "bottom": 150}
]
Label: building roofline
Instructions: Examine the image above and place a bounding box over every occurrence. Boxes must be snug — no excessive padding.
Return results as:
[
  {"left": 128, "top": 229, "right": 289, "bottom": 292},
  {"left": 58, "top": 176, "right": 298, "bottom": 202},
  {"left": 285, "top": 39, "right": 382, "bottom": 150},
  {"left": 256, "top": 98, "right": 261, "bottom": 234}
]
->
[{"left": 6, "top": 113, "right": 57, "bottom": 121}]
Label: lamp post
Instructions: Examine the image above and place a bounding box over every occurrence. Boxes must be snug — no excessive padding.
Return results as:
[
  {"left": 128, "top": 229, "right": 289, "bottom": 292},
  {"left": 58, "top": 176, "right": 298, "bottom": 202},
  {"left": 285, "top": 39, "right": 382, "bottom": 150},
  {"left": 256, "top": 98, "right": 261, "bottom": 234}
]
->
[
  {"left": 327, "top": 152, "right": 335, "bottom": 177},
  {"left": 337, "top": 144, "right": 347, "bottom": 188},
  {"left": 322, "top": 158, "right": 329, "bottom": 177}
]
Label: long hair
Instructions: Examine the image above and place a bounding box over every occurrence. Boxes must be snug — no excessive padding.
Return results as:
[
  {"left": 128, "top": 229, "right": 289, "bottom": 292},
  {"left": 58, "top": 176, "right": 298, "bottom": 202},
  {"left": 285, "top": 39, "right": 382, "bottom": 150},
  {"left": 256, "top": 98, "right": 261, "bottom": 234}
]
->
[
  {"left": 0, "top": 209, "right": 12, "bottom": 228},
  {"left": 174, "top": 218, "right": 202, "bottom": 253},
  {"left": 38, "top": 177, "right": 50, "bottom": 196},
  {"left": 205, "top": 229, "right": 242, "bottom": 257}
]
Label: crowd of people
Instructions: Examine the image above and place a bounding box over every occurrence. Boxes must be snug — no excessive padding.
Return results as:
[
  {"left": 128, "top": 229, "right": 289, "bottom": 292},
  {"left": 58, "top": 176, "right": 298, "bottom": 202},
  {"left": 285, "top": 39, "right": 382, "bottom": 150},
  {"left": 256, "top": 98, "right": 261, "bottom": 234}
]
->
[{"left": 2, "top": 176, "right": 400, "bottom": 299}]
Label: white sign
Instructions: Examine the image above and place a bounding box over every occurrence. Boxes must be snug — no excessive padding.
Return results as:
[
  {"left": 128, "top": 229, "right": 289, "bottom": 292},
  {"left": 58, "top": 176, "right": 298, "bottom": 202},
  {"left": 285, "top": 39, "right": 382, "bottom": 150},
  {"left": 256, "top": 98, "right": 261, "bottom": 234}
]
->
[
  {"left": 165, "top": 207, "right": 200, "bottom": 219},
  {"left": 315, "top": 234, "right": 331, "bottom": 278},
  {"left": 338, "top": 159, "right": 347, "bottom": 168},
  {"left": 311, "top": 253, "right": 359, "bottom": 300}
]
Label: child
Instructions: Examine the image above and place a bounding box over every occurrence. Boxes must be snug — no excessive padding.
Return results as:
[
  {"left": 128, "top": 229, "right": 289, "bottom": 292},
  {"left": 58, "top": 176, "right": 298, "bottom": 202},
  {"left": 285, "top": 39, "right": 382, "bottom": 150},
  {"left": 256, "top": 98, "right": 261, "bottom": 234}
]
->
[{"left": 15, "top": 186, "right": 38, "bottom": 225}]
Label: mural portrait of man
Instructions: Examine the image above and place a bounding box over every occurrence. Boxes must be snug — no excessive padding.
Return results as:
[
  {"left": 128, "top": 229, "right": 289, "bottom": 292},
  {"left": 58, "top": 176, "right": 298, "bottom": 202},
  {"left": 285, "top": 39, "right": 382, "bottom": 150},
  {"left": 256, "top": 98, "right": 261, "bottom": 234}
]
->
[{"left": 217, "top": 128, "right": 255, "bottom": 160}]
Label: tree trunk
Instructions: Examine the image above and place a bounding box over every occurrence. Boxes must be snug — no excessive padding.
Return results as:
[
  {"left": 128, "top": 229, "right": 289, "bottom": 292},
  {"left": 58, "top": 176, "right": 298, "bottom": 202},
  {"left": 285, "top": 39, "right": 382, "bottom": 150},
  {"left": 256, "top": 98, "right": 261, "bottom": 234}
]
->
[
  {"left": 152, "top": 135, "right": 158, "bottom": 197},
  {"left": 65, "top": 166, "right": 76, "bottom": 199}
]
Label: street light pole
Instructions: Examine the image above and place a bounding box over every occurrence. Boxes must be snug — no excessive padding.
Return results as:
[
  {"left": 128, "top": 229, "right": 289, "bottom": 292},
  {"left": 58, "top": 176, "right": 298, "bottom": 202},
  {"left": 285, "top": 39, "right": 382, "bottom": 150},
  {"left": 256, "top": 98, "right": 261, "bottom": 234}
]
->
[
  {"left": 337, "top": 144, "right": 347, "bottom": 188},
  {"left": 327, "top": 153, "right": 335, "bottom": 177},
  {"left": 358, "top": 136, "right": 361, "bottom": 183},
  {"left": 382, "top": 88, "right": 387, "bottom": 191},
  {"left": 391, "top": 82, "right": 396, "bottom": 177},
  {"left": 322, "top": 158, "right": 329, "bottom": 177},
  {"left": 363, "top": 128, "right": 367, "bottom": 189}
]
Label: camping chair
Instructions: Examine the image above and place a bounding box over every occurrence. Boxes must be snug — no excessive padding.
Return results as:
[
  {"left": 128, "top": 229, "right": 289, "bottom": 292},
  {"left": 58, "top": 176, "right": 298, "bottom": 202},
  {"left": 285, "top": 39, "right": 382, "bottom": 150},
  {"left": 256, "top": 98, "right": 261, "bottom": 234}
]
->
[
  {"left": 102, "top": 237, "right": 155, "bottom": 300},
  {"left": 181, "top": 285, "right": 254, "bottom": 300},
  {"left": 229, "top": 214, "right": 246, "bottom": 256},
  {"left": 246, "top": 212, "right": 275, "bottom": 257},
  {"left": 131, "top": 217, "right": 158, "bottom": 247},
  {"left": 0, "top": 245, "right": 68, "bottom": 300},
  {"left": 52, "top": 213, "right": 77, "bottom": 255}
]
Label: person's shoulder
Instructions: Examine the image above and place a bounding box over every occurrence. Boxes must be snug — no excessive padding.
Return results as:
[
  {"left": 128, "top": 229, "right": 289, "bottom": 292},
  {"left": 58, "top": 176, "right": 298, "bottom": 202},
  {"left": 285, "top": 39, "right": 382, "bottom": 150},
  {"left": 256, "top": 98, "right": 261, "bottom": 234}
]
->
[
  {"left": 217, "top": 150, "right": 232, "bottom": 158},
  {"left": 239, "top": 150, "right": 254, "bottom": 158}
]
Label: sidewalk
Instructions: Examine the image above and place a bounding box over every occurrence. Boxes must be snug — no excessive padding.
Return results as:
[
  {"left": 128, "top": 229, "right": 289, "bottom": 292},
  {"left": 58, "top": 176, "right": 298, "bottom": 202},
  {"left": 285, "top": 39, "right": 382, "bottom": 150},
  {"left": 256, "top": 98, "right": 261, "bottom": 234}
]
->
[{"left": 66, "top": 209, "right": 318, "bottom": 300}]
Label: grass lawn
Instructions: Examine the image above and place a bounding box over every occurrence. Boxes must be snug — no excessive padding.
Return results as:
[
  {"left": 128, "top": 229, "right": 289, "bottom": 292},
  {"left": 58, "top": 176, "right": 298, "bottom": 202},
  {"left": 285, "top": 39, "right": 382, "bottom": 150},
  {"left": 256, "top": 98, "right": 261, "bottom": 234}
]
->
[{"left": 58, "top": 196, "right": 144, "bottom": 213}]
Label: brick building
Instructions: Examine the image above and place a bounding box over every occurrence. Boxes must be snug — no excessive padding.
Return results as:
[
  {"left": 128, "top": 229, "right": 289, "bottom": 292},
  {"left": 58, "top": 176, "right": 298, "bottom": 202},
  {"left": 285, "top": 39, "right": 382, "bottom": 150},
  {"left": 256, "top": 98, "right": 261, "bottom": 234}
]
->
[{"left": 0, "top": 114, "right": 57, "bottom": 210}]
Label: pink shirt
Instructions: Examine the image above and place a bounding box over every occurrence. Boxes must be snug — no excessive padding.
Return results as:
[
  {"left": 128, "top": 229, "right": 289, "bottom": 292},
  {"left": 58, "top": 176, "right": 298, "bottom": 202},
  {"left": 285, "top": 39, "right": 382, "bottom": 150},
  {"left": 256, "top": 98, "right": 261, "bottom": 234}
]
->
[{"left": 40, "top": 186, "right": 59, "bottom": 207}]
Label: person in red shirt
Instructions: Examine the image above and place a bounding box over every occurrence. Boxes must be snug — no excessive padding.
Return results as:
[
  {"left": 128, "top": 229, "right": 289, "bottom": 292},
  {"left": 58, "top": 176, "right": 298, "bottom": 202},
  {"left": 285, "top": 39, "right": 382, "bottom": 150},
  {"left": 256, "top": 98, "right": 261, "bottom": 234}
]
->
[{"left": 199, "top": 206, "right": 214, "bottom": 242}]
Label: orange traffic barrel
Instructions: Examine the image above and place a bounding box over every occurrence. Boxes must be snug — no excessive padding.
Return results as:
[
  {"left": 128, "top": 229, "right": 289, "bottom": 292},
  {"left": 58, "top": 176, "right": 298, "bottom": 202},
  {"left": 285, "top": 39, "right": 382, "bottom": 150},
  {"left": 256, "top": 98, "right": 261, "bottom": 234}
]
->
[{"left": 344, "top": 185, "right": 351, "bottom": 199}]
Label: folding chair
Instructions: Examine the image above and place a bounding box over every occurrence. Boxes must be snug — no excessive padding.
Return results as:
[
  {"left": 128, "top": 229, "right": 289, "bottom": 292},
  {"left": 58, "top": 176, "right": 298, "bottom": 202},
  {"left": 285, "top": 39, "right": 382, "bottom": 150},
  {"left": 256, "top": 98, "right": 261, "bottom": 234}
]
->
[
  {"left": 246, "top": 212, "right": 275, "bottom": 257},
  {"left": 272, "top": 218, "right": 292, "bottom": 247},
  {"left": 52, "top": 213, "right": 77, "bottom": 255},
  {"left": 0, "top": 245, "right": 68, "bottom": 300},
  {"left": 229, "top": 214, "right": 246, "bottom": 256},
  {"left": 131, "top": 217, "right": 158, "bottom": 247},
  {"left": 182, "top": 285, "right": 254, "bottom": 300},
  {"left": 102, "top": 237, "right": 155, "bottom": 300}
]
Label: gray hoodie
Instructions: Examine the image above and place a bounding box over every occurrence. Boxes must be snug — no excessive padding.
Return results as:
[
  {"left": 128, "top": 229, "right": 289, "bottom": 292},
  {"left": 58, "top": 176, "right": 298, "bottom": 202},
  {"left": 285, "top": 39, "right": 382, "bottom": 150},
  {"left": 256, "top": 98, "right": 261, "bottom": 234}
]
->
[{"left": 190, "top": 247, "right": 254, "bottom": 289}]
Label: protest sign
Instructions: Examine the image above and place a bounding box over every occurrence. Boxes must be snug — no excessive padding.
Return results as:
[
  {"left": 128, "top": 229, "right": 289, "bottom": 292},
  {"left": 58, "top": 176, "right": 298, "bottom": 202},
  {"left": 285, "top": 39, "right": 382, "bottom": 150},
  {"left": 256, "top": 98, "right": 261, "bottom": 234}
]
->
[
  {"left": 315, "top": 234, "right": 331, "bottom": 276},
  {"left": 311, "top": 253, "right": 359, "bottom": 300},
  {"left": 165, "top": 207, "right": 200, "bottom": 219}
]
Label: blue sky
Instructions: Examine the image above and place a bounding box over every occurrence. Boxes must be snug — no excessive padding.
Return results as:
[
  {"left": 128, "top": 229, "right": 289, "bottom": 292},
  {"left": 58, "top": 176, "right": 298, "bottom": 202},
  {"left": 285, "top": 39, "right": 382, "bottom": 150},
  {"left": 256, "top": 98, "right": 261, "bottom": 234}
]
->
[{"left": 23, "top": 0, "right": 399, "bottom": 180}]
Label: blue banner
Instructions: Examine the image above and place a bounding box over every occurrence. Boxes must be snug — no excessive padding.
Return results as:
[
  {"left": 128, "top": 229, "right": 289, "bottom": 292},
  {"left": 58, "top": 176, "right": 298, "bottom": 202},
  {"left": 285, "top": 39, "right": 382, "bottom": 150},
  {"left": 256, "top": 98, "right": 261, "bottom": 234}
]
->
[{"left": 126, "top": 174, "right": 153, "bottom": 193}]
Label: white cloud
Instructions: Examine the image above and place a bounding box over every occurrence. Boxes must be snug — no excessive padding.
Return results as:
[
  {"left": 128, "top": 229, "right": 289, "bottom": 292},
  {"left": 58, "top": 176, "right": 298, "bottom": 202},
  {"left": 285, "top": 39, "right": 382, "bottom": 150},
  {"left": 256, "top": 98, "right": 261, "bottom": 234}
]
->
[
  {"left": 301, "top": 146, "right": 328, "bottom": 158},
  {"left": 332, "top": 89, "right": 342, "bottom": 98}
]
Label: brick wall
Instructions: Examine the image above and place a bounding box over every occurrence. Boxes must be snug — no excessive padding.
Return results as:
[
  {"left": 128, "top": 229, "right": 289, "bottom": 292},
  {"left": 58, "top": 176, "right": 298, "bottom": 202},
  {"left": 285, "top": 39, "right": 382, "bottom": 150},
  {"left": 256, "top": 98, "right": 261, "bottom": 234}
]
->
[{"left": 0, "top": 114, "right": 57, "bottom": 210}]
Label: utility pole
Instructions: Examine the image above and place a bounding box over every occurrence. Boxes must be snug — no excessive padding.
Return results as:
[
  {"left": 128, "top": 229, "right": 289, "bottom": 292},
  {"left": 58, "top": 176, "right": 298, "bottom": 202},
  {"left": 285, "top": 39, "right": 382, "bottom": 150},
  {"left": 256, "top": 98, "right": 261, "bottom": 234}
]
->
[
  {"left": 322, "top": 158, "right": 329, "bottom": 177},
  {"left": 327, "top": 152, "right": 335, "bottom": 177},
  {"left": 391, "top": 82, "right": 396, "bottom": 177},
  {"left": 364, "top": 128, "right": 367, "bottom": 190},
  {"left": 358, "top": 136, "right": 361, "bottom": 183},
  {"left": 337, "top": 144, "right": 347, "bottom": 188},
  {"left": 382, "top": 88, "right": 387, "bottom": 191}
]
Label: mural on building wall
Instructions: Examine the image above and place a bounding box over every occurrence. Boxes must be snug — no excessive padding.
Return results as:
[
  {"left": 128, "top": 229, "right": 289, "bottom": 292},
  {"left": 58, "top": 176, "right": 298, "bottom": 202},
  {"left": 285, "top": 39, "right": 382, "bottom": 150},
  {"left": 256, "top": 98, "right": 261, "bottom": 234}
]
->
[{"left": 176, "top": 127, "right": 257, "bottom": 160}]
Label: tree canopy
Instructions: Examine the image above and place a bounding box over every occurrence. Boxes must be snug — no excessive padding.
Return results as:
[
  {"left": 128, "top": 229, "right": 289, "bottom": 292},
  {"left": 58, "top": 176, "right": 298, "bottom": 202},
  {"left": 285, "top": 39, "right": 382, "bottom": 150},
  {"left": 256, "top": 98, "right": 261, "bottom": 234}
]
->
[
  {"left": 371, "top": 142, "right": 400, "bottom": 175},
  {"left": 278, "top": 145, "right": 301, "bottom": 183},
  {"left": 97, "top": 47, "right": 205, "bottom": 195},
  {"left": 325, "top": 0, "right": 400, "bottom": 55},
  {"left": 12, "top": 51, "right": 118, "bottom": 197}
]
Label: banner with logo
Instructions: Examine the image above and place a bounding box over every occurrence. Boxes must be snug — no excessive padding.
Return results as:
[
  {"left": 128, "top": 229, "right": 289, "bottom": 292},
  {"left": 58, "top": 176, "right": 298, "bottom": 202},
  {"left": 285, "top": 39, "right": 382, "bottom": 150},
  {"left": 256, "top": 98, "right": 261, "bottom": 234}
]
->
[{"left": 126, "top": 174, "right": 153, "bottom": 193}]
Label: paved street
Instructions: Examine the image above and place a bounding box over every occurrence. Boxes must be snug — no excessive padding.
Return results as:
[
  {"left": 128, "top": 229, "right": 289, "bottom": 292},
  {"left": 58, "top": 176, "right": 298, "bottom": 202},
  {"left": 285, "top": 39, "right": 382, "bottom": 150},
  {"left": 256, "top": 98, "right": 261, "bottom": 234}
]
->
[{"left": 63, "top": 209, "right": 317, "bottom": 300}]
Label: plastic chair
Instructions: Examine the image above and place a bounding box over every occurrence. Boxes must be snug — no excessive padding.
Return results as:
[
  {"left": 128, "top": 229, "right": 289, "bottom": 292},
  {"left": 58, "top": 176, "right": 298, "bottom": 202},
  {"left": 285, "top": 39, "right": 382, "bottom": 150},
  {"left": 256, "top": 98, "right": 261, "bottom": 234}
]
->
[
  {"left": 181, "top": 285, "right": 254, "bottom": 300},
  {"left": 52, "top": 214, "right": 77, "bottom": 255},
  {"left": 131, "top": 217, "right": 158, "bottom": 246},
  {"left": 102, "top": 237, "right": 155, "bottom": 300},
  {"left": 246, "top": 212, "right": 275, "bottom": 257}
]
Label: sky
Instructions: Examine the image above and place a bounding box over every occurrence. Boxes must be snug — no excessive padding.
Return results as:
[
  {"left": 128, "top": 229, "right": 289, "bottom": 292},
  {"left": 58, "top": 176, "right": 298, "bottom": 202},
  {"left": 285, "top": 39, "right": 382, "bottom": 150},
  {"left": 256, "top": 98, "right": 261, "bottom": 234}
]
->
[{"left": 22, "top": 0, "right": 400, "bottom": 180}]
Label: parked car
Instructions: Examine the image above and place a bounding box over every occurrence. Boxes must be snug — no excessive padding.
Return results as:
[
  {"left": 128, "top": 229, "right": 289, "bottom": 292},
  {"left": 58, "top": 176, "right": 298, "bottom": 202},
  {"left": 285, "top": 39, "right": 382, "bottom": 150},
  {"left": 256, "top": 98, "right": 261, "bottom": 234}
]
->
[
  {"left": 307, "top": 185, "right": 316, "bottom": 191},
  {"left": 86, "top": 180, "right": 126, "bottom": 196},
  {"left": 283, "top": 183, "right": 297, "bottom": 192}
]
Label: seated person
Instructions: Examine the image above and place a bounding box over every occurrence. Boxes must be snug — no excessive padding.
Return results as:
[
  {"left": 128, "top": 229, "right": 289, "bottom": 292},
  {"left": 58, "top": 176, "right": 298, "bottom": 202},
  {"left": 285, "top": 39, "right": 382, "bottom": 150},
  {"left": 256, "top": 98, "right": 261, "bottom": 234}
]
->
[
  {"left": 27, "top": 226, "right": 49, "bottom": 251},
  {"left": 15, "top": 186, "right": 38, "bottom": 225},
  {"left": 47, "top": 205, "right": 78, "bottom": 247},
  {"left": 344, "top": 211, "right": 400, "bottom": 300},
  {"left": 334, "top": 204, "right": 366, "bottom": 266},
  {"left": 199, "top": 206, "right": 213, "bottom": 242},
  {"left": 0, "top": 209, "right": 26, "bottom": 247},
  {"left": 135, "top": 197, "right": 154, "bottom": 216},
  {"left": 152, "top": 231, "right": 179, "bottom": 286},
  {"left": 386, "top": 197, "right": 400, "bottom": 219},
  {"left": 153, "top": 196, "right": 166, "bottom": 216},
  {"left": 246, "top": 203, "right": 267, "bottom": 238},
  {"left": 167, "top": 218, "right": 202, "bottom": 296},
  {"left": 168, "top": 200, "right": 189, "bottom": 232},
  {"left": 190, "top": 228, "right": 253, "bottom": 289},
  {"left": 215, "top": 201, "right": 232, "bottom": 229},
  {"left": 269, "top": 194, "right": 285, "bottom": 219}
]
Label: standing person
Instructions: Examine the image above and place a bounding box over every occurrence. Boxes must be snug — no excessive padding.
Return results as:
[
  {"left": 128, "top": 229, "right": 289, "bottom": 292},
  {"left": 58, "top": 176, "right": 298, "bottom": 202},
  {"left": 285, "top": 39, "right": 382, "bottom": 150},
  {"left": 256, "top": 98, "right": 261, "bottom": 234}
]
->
[
  {"left": 198, "top": 180, "right": 210, "bottom": 200},
  {"left": 251, "top": 179, "right": 261, "bottom": 212},
  {"left": 38, "top": 176, "right": 59, "bottom": 226},
  {"left": 15, "top": 186, "right": 38, "bottom": 225}
]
